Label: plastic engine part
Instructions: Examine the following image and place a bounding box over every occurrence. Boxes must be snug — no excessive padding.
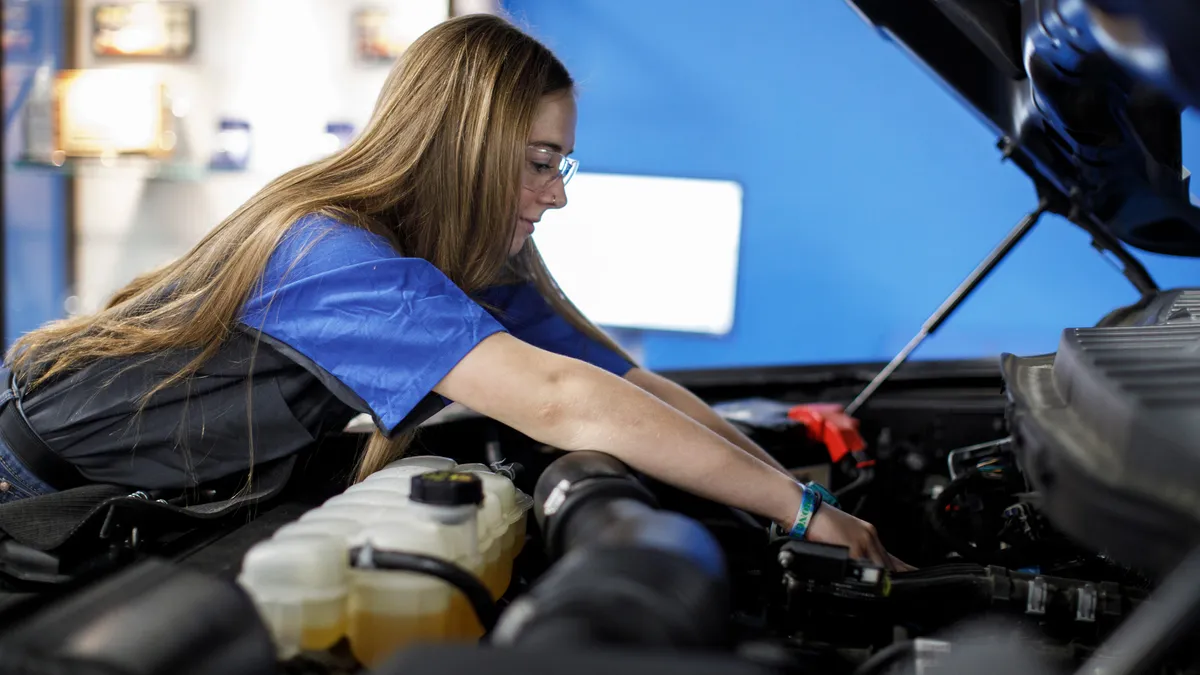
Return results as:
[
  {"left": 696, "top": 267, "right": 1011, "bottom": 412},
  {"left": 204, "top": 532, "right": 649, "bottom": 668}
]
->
[
  {"left": 1002, "top": 316, "right": 1200, "bottom": 574},
  {"left": 0, "top": 558, "right": 276, "bottom": 675},
  {"left": 494, "top": 451, "right": 729, "bottom": 649}
]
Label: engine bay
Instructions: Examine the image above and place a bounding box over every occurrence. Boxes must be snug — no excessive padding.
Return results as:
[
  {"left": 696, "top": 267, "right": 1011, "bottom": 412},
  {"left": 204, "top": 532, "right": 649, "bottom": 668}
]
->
[{"left": 0, "top": 310, "right": 1194, "bottom": 675}]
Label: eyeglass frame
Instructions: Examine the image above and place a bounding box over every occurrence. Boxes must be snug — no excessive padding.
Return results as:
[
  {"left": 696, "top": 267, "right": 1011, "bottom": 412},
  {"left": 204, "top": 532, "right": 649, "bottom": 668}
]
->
[{"left": 522, "top": 144, "right": 579, "bottom": 193}]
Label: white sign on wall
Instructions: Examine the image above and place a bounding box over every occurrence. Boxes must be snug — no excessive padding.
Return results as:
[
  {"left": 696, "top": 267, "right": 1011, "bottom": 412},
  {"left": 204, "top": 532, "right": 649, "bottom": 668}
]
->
[{"left": 533, "top": 172, "right": 743, "bottom": 335}]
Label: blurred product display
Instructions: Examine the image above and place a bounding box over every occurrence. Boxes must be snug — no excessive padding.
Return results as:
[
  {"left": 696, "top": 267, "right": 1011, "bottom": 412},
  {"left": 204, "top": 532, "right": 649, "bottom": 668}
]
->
[
  {"left": 323, "top": 122, "right": 357, "bottom": 155},
  {"left": 90, "top": 1, "right": 196, "bottom": 59},
  {"left": 55, "top": 69, "right": 174, "bottom": 159},
  {"left": 209, "top": 117, "right": 252, "bottom": 171}
]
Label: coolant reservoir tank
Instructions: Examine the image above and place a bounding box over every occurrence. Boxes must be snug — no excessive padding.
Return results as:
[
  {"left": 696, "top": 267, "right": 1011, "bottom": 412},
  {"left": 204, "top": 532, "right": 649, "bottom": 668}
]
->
[
  {"left": 237, "top": 534, "right": 348, "bottom": 659},
  {"left": 476, "top": 493, "right": 505, "bottom": 598},
  {"left": 323, "top": 489, "right": 412, "bottom": 510},
  {"left": 463, "top": 468, "right": 532, "bottom": 558},
  {"left": 348, "top": 476, "right": 414, "bottom": 497},
  {"left": 272, "top": 517, "right": 364, "bottom": 547},
  {"left": 454, "top": 462, "right": 492, "bottom": 473},
  {"left": 348, "top": 521, "right": 462, "bottom": 668},
  {"left": 407, "top": 471, "right": 486, "bottom": 639},
  {"left": 385, "top": 456, "right": 457, "bottom": 471},
  {"left": 363, "top": 465, "right": 435, "bottom": 484}
]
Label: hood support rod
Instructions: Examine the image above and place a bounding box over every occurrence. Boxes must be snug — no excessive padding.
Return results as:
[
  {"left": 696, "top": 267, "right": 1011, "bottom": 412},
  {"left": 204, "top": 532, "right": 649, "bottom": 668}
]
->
[{"left": 845, "top": 198, "right": 1051, "bottom": 416}]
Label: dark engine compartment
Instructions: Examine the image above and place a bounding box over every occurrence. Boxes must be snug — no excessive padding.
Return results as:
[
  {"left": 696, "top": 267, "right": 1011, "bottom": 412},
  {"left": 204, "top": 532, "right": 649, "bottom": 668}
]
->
[{"left": 0, "top": 290, "right": 1195, "bottom": 675}]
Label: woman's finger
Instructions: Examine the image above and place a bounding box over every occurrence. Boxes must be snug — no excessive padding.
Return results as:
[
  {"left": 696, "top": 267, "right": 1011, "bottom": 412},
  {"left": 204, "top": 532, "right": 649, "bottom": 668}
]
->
[
  {"left": 873, "top": 540, "right": 895, "bottom": 571},
  {"left": 858, "top": 526, "right": 891, "bottom": 570},
  {"left": 855, "top": 542, "right": 884, "bottom": 568},
  {"left": 860, "top": 536, "right": 888, "bottom": 568}
]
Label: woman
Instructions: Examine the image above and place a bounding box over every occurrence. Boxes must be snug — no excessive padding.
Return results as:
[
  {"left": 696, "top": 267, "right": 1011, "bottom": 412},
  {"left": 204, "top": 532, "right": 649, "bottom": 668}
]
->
[{"left": 2, "top": 14, "right": 906, "bottom": 569}]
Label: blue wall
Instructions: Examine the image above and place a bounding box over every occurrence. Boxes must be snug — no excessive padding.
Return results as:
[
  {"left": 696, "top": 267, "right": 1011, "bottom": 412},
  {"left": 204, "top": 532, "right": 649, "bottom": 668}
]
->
[
  {"left": 504, "top": 0, "right": 1200, "bottom": 370},
  {"left": 4, "top": 0, "right": 68, "bottom": 348}
]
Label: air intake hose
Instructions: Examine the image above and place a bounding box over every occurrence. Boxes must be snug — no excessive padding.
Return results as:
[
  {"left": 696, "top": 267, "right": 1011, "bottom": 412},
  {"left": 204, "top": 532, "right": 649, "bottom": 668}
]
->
[{"left": 491, "top": 451, "right": 729, "bottom": 649}]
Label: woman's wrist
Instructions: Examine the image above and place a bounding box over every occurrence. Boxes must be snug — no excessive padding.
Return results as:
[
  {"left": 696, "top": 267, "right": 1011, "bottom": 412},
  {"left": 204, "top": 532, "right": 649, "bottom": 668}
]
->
[{"left": 787, "top": 483, "right": 825, "bottom": 540}]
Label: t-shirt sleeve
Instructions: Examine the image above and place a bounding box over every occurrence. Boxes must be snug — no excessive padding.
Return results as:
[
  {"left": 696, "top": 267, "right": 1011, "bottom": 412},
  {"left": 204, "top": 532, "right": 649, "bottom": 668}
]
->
[
  {"left": 479, "top": 283, "right": 635, "bottom": 378},
  {"left": 240, "top": 215, "right": 507, "bottom": 435}
]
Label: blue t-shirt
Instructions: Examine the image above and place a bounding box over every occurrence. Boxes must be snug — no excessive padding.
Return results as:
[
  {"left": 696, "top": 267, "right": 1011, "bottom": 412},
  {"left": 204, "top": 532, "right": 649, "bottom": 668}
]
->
[{"left": 240, "top": 214, "right": 633, "bottom": 435}]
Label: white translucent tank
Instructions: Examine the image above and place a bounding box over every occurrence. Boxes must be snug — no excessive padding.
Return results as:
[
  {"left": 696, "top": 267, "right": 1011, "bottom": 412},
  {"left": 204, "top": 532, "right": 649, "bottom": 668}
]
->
[
  {"left": 362, "top": 465, "right": 434, "bottom": 484},
  {"left": 347, "top": 522, "right": 455, "bottom": 667},
  {"left": 362, "top": 465, "right": 525, "bottom": 596},
  {"left": 348, "top": 476, "right": 413, "bottom": 497},
  {"left": 300, "top": 503, "right": 395, "bottom": 525},
  {"left": 240, "top": 464, "right": 535, "bottom": 665},
  {"left": 452, "top": 462, "right": 492, "bottom": 473},
  {"left": 475, "top": 493, "right": 505, "bottom": 598},
  {"left": 323, "top": 488, "right": 412, "bottom": 510},
  {"left": 238, "top": 534, "right": 348, "bottom": 659},
  {"left": 404, "top": 471, "right": 484, "bottom": 640},
  {"left": 383, "top": 455, "right": 457, "bottom": 471},
  {"left": 460, "top": 467, "right": 533, "bottom": 563},
  {"left": 272, "top": 517, "right": 365, "bottom": 547}
]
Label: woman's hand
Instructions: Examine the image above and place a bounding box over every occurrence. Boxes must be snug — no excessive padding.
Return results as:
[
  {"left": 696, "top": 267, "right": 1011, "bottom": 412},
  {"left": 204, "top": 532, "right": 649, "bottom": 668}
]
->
[
  {"left": 805, "top": 504, "right": 916, "bottom": 572},
  {"left": 621, "top": 367, "right": 912, "bottom": 572}
]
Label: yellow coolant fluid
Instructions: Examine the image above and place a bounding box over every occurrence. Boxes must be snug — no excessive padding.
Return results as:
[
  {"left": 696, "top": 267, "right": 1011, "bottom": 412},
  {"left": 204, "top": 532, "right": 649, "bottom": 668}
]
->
[
  {"left": 348, "top": 522, "right": 454, "bottom": 667},
  {"left": 348, "top": 520, "right": 470, "bottom": 668},
  {"left": 237, "top": 534, "right": 348, "bottom": 658}
]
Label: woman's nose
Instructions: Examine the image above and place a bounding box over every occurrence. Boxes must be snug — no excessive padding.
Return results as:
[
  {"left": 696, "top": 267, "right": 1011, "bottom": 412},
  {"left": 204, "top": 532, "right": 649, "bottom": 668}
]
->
[{"left": 541, "top": 179, "right": 568, "bottom": 208}]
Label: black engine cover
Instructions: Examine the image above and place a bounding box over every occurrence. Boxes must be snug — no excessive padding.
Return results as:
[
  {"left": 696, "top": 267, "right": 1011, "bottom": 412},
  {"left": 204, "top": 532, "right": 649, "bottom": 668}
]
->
[{"left": 1002, "top": 288, "right": 1200, "bottom": 574}]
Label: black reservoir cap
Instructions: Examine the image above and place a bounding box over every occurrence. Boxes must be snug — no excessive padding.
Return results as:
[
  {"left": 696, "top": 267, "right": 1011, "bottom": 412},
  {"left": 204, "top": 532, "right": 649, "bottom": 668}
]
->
[{"left": 411, "top": 471, "right": 483, "bottom": 507}]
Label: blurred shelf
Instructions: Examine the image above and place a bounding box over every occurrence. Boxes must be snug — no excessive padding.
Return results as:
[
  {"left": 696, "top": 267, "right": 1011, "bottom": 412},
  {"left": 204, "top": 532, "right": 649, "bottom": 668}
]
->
[{"left": 8, "top": 158, "right": 251, "bottom": 182}]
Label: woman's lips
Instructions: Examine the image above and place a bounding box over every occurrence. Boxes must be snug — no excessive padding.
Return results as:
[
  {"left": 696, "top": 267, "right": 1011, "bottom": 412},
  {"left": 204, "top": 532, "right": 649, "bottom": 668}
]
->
[{"left": 520, "top": 218, "right": 536, "bottom": 235}]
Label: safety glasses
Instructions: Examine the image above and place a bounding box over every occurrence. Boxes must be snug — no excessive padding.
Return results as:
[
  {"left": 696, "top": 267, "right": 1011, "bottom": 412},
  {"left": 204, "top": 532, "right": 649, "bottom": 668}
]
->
[{"left": 523, "top": 145, "right": 579, "bottom": 192}]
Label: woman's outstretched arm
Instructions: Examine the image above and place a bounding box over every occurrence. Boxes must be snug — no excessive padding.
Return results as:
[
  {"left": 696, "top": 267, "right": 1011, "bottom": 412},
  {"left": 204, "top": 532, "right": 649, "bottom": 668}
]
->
[
  {"left": 434, "top": 332, "right": 899, "bottom": 568},
  {"left": 624, "top": 367, "right": 791, "bottom": 474}
]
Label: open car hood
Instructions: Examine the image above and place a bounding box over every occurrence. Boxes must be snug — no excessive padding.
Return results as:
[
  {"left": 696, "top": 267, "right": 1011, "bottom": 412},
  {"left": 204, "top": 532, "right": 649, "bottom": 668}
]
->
[{"left": 843, "top": 0, "right": 1200, "bottom": 256}]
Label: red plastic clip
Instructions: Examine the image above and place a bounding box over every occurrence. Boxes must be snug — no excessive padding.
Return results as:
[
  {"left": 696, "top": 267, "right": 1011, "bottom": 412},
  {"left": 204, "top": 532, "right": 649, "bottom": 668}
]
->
[{"left": 786, "top": 403, "right": 867, "bottom": 464}]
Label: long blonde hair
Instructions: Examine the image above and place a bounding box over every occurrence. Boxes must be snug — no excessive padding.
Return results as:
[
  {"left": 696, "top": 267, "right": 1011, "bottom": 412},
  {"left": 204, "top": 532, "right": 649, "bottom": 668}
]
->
[{"left": 6, "top": 14, "right": 631, "bottom": 483}]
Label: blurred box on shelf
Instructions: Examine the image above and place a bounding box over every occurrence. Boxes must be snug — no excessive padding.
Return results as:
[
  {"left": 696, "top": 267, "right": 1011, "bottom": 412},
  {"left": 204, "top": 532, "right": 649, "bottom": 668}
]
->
[
  {"left": 91, "top": 1, "right": 196, "bottom": 59},
  {"left": 354, "top": 8, "right": 408, "bottom": 63},
  {"left": 53, "top": 69, "right": 175, "bottom": 159}
]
